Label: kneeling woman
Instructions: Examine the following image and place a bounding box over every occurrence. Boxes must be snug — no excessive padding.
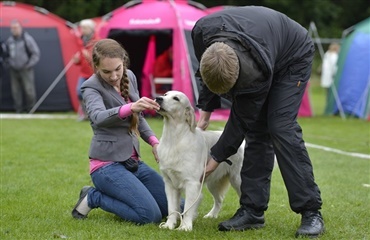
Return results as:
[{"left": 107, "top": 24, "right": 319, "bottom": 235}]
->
[{"left": 72, "top": 38, "right": 167, "bottom": 224}]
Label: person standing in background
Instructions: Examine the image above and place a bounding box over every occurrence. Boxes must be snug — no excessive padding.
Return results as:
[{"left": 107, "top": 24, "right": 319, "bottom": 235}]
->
[
  {"left": 6, "top": 20, "right": 40, "bottom": 113},
  {"left": 73, "top": 19, "right": 98, "bottom": 121},
  {"left": 0, "top": 38, "right": 9, "bottom": 94},
  {"left": 320, "top": 42, "right": 340, "bottom": 103}
]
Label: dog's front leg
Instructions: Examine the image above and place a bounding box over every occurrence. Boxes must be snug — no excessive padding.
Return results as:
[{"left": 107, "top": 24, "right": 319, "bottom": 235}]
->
[
  {"left": 159, "top": 182, "right": 181, "bottom": 230},
  {"left": 177, "top": 181, "right": 203, "bottom": 231}
]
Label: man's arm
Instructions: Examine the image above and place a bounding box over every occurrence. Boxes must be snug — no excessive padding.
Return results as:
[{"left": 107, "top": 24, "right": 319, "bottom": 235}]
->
[
  {"left": 197, "top": 110, "right": 211, "bottom": 130},
  {"left": 25, "top": 34, "right": 40, "bottom": 68},
  {"left": 210, "top": 105, "right": 245, "bottom": 163}
]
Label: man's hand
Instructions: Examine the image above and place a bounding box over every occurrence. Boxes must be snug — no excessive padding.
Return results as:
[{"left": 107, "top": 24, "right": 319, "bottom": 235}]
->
[
  {"left": 197, "top": 110, "right": 212, "bottom": 130},
  {"left": 201, "top": 158, "right": 219, "bottom": 182},
  {"left": 197, "top": 120, "right": 209, "bottom": 131}
]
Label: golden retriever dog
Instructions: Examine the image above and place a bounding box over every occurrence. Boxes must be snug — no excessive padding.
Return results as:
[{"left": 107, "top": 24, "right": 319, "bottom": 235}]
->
[{"left": 155, "top": 91, "right": 244, "bottom": 231}]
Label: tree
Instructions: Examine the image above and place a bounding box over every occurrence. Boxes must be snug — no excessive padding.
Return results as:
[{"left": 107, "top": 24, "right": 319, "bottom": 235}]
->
[{"left": 8, "top": 0, "right": 370, "bottom": 38}]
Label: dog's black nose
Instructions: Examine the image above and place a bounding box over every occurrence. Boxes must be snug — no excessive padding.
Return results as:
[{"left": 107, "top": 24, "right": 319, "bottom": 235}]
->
[{"left": 155, "top": 97, "right": 163, "bottom": 104}]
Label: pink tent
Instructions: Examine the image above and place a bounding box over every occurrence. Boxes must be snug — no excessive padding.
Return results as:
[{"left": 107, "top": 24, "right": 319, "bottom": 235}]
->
[
  {"left": 100, "top": 0, "right": 207, "bottom": 114},
  {"left": 205, "top": 5, "right": 235, "bottom": 14},
  {"left": 298, "top": 82, "right": 313, "bottom": 117},
  {"left": 100, "top": 1, "right": 312, "bottom": 119}
]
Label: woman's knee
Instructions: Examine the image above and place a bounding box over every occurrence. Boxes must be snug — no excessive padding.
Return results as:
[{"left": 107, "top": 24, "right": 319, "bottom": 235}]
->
[{"left": 136, "top": 206, "right": 162, "bottom": 224}]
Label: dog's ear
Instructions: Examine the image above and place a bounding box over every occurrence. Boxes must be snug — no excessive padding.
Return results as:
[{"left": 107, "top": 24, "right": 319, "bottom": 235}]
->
[{"left": 185, "top": 106, "right": 196, "bottom": 132}]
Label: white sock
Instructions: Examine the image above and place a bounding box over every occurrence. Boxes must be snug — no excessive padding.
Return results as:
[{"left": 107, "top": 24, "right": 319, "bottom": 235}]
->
[{"left": 76, "top": 195, "right": 91, "bottom": 215}]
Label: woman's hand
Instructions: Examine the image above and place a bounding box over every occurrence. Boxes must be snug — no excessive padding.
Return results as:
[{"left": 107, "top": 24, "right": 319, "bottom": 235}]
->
[
  {"left": 72, "top": 52, "right": 80, "bottom": 64},
  {"left": 152, "top": 144, "right": 160, "bottom": 163},
  {"left": 131, "top": 97, "right": 160, "bottom": 113},
  {"left": 82, "top": 49, "right": 90, "bottom": 59}
]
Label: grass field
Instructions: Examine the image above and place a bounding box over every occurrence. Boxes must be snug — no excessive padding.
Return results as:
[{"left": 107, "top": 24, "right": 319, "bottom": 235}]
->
[{"left": 1, "top": 76, "right": 369, "bottom": 239}]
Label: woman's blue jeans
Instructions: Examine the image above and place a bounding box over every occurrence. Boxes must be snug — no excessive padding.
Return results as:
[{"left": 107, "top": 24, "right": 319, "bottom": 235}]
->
[{"left": 88, "top": 161, "right": 168, "bottom": 224}]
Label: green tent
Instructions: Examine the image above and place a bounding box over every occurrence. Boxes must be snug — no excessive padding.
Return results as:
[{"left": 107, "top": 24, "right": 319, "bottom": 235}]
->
[{"left": 325, "top": 17, "right": 370, "bottom": 120}]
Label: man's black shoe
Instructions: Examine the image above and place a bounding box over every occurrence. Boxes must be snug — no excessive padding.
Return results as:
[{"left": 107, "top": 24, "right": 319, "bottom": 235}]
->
[
  {"left": 295, "top": 211, "right": 325, "bottom": 238},
  {"left": 218, "top": 207, "right": 265, "bottom": 231}
]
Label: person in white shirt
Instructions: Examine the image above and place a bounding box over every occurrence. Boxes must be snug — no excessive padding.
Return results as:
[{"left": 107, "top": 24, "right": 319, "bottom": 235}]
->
[{"left": 321, "top": 43, "right": 340, "bottom": 89}]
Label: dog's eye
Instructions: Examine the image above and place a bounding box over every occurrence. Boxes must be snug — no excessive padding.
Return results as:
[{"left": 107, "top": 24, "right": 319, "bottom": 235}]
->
[{"left": 173, "top": 96, "right": 180, "bottom": 101}]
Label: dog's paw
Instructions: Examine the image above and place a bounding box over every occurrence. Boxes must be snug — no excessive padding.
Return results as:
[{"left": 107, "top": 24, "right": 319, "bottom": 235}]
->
[
  {"left": 159, "top": 221, "right": 176, "bottom": 230},
  {"left": 203, "top": 212, "right": 218, "bottom": 218},
  {"left": 176, "top": 223, "right": 192, "bottom": 231}
]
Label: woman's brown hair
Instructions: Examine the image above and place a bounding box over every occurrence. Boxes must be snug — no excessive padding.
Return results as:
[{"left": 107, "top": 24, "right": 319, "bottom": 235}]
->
[{"left": 92, "top": 38, "right": 139, "bottom": 136}]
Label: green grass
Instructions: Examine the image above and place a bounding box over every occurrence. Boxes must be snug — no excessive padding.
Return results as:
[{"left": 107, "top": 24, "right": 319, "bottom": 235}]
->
[{"left": 1, "top": 76, "right": 369, "bottom": 239}]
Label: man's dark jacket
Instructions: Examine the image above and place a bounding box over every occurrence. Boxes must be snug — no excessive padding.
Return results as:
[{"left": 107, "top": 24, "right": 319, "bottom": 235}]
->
[{"left": 191, "top": 6, "right": 314, "bottom": 162}]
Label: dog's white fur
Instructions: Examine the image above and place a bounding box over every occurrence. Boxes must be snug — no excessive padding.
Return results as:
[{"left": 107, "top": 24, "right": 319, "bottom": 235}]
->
[{"left": 156, "top": 91, "right": 244, "bottom": 231}]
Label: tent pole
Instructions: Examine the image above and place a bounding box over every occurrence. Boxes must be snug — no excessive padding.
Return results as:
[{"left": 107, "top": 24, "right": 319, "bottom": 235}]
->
[
  {"left": 28, "top": 57, "right": 75, "bottom": 114},
  {"left": 330, "top": 83, "right": 346, "bottom": 119},
  {"left": 332, "top": 86, "right": 346, "bottom": 120},
  {"left": 168, "top": 0, "right": 199, "bottom": 103},
  {"left": 309, "top": 22, "right": 325, "bottom": 59}
]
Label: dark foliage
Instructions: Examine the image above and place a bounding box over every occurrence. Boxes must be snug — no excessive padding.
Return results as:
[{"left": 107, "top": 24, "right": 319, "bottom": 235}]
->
[{"left": 8, "top": 0, "right": 370, "bottom": 38}]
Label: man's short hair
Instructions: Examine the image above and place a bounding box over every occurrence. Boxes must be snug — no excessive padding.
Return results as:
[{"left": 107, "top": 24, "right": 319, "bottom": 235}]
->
[{"left": 200, "top": 42, "right": 239, "bottom": 94}]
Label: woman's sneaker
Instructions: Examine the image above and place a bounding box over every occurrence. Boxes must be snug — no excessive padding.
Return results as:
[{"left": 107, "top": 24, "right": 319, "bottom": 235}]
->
[{"left": 72, "top": 186, "right": 93, "bottom": 219}]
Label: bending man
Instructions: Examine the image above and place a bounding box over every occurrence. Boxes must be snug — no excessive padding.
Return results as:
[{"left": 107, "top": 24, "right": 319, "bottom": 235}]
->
[{"left": 192, "top": 6, "right": 324, "bottom": 238}]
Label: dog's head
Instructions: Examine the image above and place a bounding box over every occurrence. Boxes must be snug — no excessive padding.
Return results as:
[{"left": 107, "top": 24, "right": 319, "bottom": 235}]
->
[{"left": 155, "top": 91, "right": 196, "bottom": 131}]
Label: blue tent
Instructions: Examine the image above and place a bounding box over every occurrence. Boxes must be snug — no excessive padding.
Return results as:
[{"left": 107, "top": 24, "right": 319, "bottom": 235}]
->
[{"left": 325, "top": 18, "right": 370, "bottom": 120}]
